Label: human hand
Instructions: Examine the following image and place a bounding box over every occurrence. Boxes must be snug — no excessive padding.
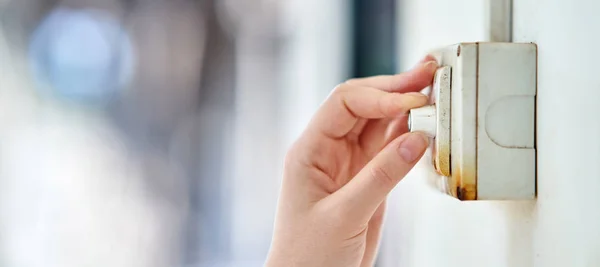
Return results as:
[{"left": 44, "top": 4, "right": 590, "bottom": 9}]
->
[{"left": 265, "top": 56, "right": 439, "bottom": 267}]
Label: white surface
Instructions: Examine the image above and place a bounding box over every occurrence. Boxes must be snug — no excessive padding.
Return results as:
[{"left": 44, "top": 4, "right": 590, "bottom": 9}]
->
[
  {"left": 429, "top": 43, "right": 479, "bottom": 200},
  {"left": 408, "top": 105, "right": 436, "bottom": 137},
  {"left": 513, "top": 0, "right": 600, "bottom": 266},
  {"left": 449, "top": 43, "right": 478, "bottom": 200},
  {"left": 383, "top": 0, "right": 600, "bottom": 266},
  {"left": 477, "top": 43, "right": 536, "bottom": 200},
  {"left": 423, "top": 43, "right": 536, "bottom": 200},
  {"left": 432, "top": 65, "right": 451, "bottom": 177}
]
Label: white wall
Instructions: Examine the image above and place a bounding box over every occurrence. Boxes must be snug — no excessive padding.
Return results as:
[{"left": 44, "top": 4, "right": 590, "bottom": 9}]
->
[
  {"left": 382, "top": 0, "right": 600, "bottom": 266},
  {"left": 513, "top": 0, "right": 600, "bottom": 266}
]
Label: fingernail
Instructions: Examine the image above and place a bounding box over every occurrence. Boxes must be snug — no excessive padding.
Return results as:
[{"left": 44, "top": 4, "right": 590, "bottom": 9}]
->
[
  {"left": 403, "top": 92, "right": 428, "bottom": 98},
  {"left": 420, "top": 54, "right": 436, "bottom": 64},
  {"left": 398, "top": 133, "right": 429, "bottom": 163},
  {"left": 400, "top": 92, "right": 429, "bottom": 105},
  {"left": 411, "top": 56, "right": 437, "bottom": 70},
  {"left": 392, "top": 93, "right": 428, "bottom": 110},
  {"left": 423, "top": 61, "right": 438, "bottom": 72}
]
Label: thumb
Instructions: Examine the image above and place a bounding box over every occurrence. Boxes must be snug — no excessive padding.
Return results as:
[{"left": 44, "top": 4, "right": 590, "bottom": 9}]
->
[{"left": 328, "top": 132, "right": 429, "bottom": 223}]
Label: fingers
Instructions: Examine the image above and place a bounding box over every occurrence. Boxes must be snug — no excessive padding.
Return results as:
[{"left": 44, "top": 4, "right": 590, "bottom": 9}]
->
[
  {"left": 309, "top": 87, "right": 428, "bottom": 141},
  {"left": 359, "top": 115, "right": 409, "bottom": 157},
  {"left": 306, "top": 59, "right": 437, "bottom": 139},
  {"left": 346, "top": 59, "right": 438, "bottom": 93},
  {"left": 326, "top": 132, "right": 429, "bottom": 222},
  {"left": 309, "top": 85, "right": 428, "bottom": 139}
]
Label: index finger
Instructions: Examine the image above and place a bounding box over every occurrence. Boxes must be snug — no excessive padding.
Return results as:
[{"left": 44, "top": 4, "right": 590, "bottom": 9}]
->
[
  {"left": 346, "top": 55, "right": 438, "bottom": 92},
  {"left": 307, "top": 59, "right": 438, "bottom": 139}
]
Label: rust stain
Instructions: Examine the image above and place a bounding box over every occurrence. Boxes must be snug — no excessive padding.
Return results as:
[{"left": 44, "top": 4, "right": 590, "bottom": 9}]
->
[
  {"left": 465, "top": 42, "right": 479, "bottom": 201},
  {"left": 433, "top": 143, "right": 450, "bottom": 177},
  {"left": 447, "top": 169, "right": 458, "bottom": 198},
  {"left": 460, "top": 183, "right": 477, "bottom": 200},
  {"left": 451, "top": 165, "right": 477, "bottom": 201},
  {"left": 456, "top": 45, "right": 461, "bottom": 57},
  {"left": 449, "top": 156, "right": 477, "bottom": 200}
]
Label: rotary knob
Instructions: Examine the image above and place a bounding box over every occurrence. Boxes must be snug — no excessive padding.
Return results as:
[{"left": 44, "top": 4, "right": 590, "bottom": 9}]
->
[{"left": 407, "top": 105, "right": 437, "bottom": 138}]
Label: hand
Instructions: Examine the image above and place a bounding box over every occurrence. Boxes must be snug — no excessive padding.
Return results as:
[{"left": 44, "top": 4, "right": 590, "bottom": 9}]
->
[{"left": 265, "top": 56, "right": 438, "bottom": 267}]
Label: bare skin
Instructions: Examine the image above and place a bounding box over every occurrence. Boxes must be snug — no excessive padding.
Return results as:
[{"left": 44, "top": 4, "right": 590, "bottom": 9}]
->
[{"left": 266, "top": 56, "right": 438, "bottom": 267}]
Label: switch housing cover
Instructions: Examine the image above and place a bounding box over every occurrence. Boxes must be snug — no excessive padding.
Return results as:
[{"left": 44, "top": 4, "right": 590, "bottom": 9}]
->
[{"left": 410, "top": 42, "right": 537, "bottom": 201}]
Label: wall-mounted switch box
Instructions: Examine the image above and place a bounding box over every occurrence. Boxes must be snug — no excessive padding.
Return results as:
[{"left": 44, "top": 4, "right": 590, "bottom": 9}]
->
[{"left": 408, "top": 42, "right": 537, "bottom": 201}]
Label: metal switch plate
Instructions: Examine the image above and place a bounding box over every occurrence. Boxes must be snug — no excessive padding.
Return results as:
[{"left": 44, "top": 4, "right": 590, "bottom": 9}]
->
[{"left": 409, "top": 42, "right": 537, "bottom": 201}]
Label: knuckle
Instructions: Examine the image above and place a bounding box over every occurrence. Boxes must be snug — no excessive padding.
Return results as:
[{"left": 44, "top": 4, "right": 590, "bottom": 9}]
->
[
  {"left": 327, "top": 84, "right": 354, "bottom": 105},
  {"left": 368, "top": 165, "right": 397, "bottom": 188},
  {"left": 332, "top": 82, "right": 351, "bottom": 95}
]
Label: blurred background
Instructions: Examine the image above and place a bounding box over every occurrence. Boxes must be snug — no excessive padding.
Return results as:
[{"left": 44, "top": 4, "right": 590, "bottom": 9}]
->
[
  {"left": 0, "top": 0, "right": 399, "bottom": 266},
  {"left": 4, "top": 1, "right": 597, "bottom": 267}
]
